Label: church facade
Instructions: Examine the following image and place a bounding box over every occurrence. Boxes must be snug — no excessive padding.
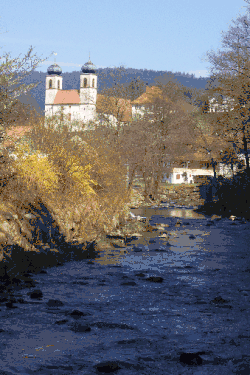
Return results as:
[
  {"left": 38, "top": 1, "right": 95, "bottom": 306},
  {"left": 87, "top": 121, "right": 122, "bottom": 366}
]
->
[{"left": 45, "top": 59, "right": 97, "bottom": 127}]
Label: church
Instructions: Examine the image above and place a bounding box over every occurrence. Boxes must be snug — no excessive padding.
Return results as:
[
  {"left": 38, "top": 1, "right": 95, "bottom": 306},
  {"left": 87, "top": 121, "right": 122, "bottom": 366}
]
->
[{"left": 45, "top": 58, "right": 97, "bottom": 126}]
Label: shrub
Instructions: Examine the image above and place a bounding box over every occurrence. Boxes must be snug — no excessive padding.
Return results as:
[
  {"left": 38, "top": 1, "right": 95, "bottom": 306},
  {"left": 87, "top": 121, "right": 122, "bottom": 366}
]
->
[{"left": 0, "top": 117, "right": 131, "bottom": 248}]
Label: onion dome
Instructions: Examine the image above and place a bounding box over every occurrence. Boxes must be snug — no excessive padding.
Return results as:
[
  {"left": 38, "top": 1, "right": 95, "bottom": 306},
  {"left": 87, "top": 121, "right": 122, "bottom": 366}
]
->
[
  {"left": 47, "top": 63, "right": 62, "bottom": 75},
  {"left": 81, "top": 59, "right": 96, "bottom": 73}
]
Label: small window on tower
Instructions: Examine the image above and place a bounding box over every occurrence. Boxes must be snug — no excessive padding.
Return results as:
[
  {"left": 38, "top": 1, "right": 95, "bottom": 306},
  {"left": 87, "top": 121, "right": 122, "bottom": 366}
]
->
[
  {"left": 58, "top": 80, "right": 60, "bottom": 89},
  {"left": 84, "top": 78, "right": 87, "bottom": 88},
  {"left": 92, "top": 79, "right": 95, "bottom": 87},
  {"left": 49, "top": 79, "right": 52, "bottom": 89}
]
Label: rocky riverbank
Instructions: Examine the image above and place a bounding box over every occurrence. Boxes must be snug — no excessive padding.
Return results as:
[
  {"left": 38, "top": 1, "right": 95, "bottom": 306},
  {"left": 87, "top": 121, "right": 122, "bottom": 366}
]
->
[
  {"left": 0, "top": 183, "right": 205, "bottom": 282},
  {"left": 129, "top": 184, "right": 204, "bottom": 209}
]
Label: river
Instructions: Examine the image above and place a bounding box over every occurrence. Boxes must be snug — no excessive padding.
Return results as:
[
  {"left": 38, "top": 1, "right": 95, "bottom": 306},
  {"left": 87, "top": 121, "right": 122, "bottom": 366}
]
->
[{"left": 0, "top": 206, "right": 249, "bottom": 374}]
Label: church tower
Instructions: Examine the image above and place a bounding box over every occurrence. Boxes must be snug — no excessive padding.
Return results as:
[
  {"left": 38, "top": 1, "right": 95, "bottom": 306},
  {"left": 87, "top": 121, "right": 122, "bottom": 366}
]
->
[
  {"left": 79, "top": 58, "right": 97, "bottom": 122},
  {"left": 45, "top": 63, "right": 63, "bottom": 116}
]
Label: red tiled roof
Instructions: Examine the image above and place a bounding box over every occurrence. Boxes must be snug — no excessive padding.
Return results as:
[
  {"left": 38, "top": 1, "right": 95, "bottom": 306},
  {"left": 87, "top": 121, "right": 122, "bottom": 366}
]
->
[
  {"left": 132, "top": 86, "right": 165, "bottom": 105},
  {"left": 132, "top": 86, "right": 195, "bottom": 113},
  {"left": 54, "top": 90, "right": 80, "bottom": 105},
  {"left": 3, "top": 126, "right": 32, "bottom": 148}
]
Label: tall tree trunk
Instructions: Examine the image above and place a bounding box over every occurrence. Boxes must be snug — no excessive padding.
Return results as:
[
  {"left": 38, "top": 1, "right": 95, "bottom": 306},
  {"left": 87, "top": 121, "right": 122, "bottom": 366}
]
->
[
  {"left": 143, "top": 171, "right": 151, "bottom": 202},
  {"left": 211, "top": 157, "right": 217, "bottom": 179},
  {"left": 127, "top": 164, "right": 136, "bottom": 192},
  {"left": 151, "top": 161, "right": 164, "bottom": 200},
  {"left": 242, "top": 129, "right": 249, "bottom": 171}
]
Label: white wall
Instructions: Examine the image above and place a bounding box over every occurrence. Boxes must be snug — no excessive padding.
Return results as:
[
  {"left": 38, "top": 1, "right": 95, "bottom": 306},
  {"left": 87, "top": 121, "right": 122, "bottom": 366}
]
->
[
  {"left": 170, "top": 167, "right": 214, "bottom": 184},
  {"left": 45, "top": 103, "right": 97, "bottom": 124}
]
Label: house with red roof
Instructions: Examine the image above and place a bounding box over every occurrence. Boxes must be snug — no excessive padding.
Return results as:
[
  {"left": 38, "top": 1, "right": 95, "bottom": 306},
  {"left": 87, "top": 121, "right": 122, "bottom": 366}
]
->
[{"left": 131, "top": 85, "right": 195, "bottom": 120}]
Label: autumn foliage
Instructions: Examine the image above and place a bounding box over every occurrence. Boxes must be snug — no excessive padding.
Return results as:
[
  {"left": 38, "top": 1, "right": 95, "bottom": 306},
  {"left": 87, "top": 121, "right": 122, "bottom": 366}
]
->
[{"left": 0, "top": 116, "right": 131, "bottom": 252}]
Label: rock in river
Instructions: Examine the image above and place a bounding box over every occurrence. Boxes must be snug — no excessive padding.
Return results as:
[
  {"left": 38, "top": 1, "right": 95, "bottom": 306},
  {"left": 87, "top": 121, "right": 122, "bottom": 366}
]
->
[
  {"left": 70, "top": 322, "right": 91, "bottom": 333},
  {"left": 146, "top": 276, "right": 164, "bottom": 283},
  {"left": 180, "top": 352, "right": 203, "bottom": 366},
  {"left": 28, "top": 289, "right": 43, "bottom": 299},
  {"left": 95, "top": 361, "right": 122, "bottom": 373},
  {"left": 46, "top": 299, "right": 64, "bottom": 307}
]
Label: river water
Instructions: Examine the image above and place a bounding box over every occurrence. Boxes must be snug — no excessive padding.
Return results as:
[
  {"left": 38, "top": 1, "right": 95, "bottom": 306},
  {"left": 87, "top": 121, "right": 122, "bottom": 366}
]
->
[{"left": 0, "top": 206, "right": 250, "bottom": 374}]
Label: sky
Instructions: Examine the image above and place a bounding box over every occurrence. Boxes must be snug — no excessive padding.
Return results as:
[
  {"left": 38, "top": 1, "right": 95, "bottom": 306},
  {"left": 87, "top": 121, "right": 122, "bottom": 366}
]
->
[{"left": 0, "top": 0, "right": 248, "bottom": 77}]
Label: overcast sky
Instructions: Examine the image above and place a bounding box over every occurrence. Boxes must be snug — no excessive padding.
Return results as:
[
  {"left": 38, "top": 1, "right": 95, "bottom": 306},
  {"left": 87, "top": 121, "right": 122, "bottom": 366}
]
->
[{"left": 0, "top": 0, "right": 247, "bottom": 77}]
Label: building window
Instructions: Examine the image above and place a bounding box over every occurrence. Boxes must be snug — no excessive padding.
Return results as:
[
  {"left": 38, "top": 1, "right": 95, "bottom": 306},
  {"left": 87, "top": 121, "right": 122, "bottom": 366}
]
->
[
  {"left": 92, "top": 78, "right": 95, "bottom": 87},
  {"left": 176, "top": 174, "right": 180, "bottom": 180},
  {"left": 49, "top": 79, "right": 52, "bottom": 89},
  {"left": 57, "top": 80, "right": 60, "bottom": 89},
  {"left": 84, "top": 78, "right": 87, "bottom": 88}
]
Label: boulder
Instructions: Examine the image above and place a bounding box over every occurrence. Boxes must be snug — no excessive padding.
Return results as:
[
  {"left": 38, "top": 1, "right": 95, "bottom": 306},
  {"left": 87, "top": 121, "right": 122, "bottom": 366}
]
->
[
  {"left": 146, "top": 276, "right": 164, "bottom": 283},
  {"left": 180, "top": 352, "right": 203, "bottom": 366},
  {"left": 46, "top": 299, "right": 64, "bottom": 307},
  {"left": 95, "top": 361, "right": 122, "bottom": 373},
  {"left": 28, "top": 289, "right": 43, "bottom": 299}
]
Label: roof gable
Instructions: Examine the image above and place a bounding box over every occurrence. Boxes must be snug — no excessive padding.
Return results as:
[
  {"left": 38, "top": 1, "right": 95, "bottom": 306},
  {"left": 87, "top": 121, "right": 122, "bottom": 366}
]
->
[{"left": 132, "top": 86, "right": 164, "bottom": 105}]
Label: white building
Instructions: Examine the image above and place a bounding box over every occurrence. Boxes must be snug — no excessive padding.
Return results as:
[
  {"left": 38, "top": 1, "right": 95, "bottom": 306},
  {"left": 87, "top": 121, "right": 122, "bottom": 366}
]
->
[
  {"left": 45, "top": 59, "right": 97, "bottom": 128},
  {"left": 208, "top": 96, "right": 235, "bottom": 113},
  {"left": 169, "top": 167, "right": 214, "bottom": 184}
]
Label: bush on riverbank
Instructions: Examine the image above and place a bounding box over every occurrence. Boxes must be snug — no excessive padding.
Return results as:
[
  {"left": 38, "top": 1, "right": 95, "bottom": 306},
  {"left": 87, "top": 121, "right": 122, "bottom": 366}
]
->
[{"left": 0, "top": 118, "right": 131, "bottom": 259}]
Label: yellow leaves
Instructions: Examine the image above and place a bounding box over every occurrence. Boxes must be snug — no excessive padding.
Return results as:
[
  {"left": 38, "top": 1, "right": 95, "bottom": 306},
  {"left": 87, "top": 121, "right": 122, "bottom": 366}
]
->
[
  {"left": 13, "top": 141, "right": 98, "bottom": 198},
  {"left": 15, "top": 151, "right": 58, "bottom": 195},
  {"left": 65, "top": 157, "right": 97, "bottom": 196}
]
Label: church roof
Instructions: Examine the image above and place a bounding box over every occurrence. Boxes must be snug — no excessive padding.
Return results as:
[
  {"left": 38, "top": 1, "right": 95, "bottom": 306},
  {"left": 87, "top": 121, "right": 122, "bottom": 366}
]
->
[{"left": 53, "top": 90, "right": 80, "bottom": 105}]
